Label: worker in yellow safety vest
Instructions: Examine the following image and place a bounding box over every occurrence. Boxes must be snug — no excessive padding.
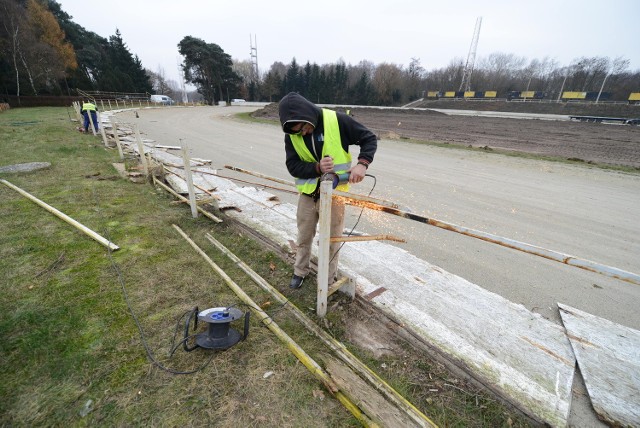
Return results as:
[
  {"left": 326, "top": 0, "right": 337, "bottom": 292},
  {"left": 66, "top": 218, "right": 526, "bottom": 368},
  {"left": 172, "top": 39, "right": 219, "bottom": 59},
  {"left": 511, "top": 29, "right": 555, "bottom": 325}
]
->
[
  {"left": 81, "top": 100, "right": 98, "bottom": 132},
  {"left": 279, "top": 92, "right": 377, "bottom": 289}
]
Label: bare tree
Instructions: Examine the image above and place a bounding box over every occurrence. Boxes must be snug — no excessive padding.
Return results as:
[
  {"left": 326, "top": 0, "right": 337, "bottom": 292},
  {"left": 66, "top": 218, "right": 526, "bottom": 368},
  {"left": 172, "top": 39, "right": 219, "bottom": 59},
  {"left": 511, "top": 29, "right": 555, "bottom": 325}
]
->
[
  {"left": 347, "top": 60, "right": 375, "bottom": 87},
  {"left": 372, "top": 62, "right": 403, "bottom": 105},
  {"left": 424, "top": 58, "right": 464, "bottom": 93},
  {"left": 476, "top": 52, "right": 526, "bottom": 92},
  {"left": 404, "top": 57, "right": 426, "bottom": 100},
  {"left": 1, "top": 0, "right": 27, "bottom": 96}
]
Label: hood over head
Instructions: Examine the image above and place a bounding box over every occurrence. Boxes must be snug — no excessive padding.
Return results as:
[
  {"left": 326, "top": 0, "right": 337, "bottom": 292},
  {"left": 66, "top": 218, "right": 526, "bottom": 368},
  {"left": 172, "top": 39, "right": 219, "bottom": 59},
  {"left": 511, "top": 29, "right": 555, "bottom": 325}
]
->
[{"left": 278, "top": 92, "right": 322, "bottom": 134}]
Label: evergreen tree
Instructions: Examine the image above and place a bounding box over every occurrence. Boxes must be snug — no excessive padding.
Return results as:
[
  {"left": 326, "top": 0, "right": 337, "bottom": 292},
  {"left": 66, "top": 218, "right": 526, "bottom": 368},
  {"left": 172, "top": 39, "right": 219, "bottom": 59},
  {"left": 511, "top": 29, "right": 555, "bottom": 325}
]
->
[
  {"left": 178, "top": 36, "right": 240, "bottom": 105},
  {"left": 47, "top": 0, "right": 108, "bottom": 91},
  {"left": 48, "top": 2, "right": 150, "bottom": 93},
  {"left": 283, "top": 58, "right": 303, "bottom": 94},
  {"left": 261, "top": 69, "right": 283, "bottom": 102},
  {"left": 96, "top": 29, "right": 151, "bottom": 93},
  {"left": 350, "top": 71, "right": 373, "bottom": 105},
  {"left": 307, "top": 63, "right": 322, "bottom": 103}
]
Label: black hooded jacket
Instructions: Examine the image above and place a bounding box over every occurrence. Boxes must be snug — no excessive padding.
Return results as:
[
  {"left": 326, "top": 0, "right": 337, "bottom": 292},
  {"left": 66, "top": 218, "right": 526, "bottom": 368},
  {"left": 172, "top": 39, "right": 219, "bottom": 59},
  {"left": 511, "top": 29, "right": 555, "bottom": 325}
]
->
[{"left": 278, "top": 92, "right": 377, "bottom": 181}]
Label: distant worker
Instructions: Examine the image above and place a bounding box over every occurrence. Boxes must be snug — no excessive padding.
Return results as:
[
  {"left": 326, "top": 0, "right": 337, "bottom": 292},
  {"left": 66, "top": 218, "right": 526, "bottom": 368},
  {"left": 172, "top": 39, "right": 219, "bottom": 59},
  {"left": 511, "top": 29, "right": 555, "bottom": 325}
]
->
[
  {"left": 81, "top": 100, "right": 98, "bottom": 133},
  {"left": 278, "top": 92, "right": 377, "bottom": 289}
]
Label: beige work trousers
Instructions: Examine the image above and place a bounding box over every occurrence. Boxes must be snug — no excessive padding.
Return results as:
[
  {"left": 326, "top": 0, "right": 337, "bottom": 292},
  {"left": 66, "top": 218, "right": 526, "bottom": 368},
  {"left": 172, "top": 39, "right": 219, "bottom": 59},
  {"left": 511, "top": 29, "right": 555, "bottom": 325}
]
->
[{"left": 294, "top": 193, "right": 345, "bottom": 283}]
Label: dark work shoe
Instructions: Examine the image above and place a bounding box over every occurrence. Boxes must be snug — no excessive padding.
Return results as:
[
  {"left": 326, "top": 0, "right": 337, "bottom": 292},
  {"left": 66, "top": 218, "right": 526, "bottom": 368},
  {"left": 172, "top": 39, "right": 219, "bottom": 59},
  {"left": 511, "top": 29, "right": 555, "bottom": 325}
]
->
[{"left": 289, "top": 274, "right": 305, "bottom": 289}]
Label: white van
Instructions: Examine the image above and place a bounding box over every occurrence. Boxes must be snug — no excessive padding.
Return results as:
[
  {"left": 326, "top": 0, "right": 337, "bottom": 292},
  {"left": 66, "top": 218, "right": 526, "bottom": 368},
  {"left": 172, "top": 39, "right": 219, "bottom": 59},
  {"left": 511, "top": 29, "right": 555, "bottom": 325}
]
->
[{"left": 150, "top": 94, "right": 174, "bottom": 105}]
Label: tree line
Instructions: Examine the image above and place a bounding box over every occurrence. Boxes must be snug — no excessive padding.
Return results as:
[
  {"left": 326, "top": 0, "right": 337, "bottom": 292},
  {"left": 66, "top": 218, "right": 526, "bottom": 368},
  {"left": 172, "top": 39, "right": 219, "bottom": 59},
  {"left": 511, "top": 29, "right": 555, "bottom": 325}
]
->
[
  {"left": 1, "top": 0, "right": 151, "bottom": 98},
  {"left": 1, "top": 0, "right": 638, "bottom": 105},
  {"left": 234, "top": 54, "right": 638, "bottom": 105}
]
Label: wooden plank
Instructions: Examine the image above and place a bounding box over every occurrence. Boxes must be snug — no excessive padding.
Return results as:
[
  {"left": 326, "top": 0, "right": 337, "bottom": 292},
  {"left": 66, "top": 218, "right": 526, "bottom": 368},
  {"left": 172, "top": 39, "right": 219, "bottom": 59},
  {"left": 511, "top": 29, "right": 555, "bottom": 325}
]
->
[
  {"left": 109, "top": 117, "right": 124, "bottom": 160},
  {"left": 180, "top": 141, "right": 198, "bottom": 218},
  {"left": 559, "top": 303, "right": 640, "bottom": 427},
  {"left": 204, "top": 232, "right": 436, "bottom": 427},
  {"left": 327, "top": 277, "right": 349, "bottom": 297},
  {"left": 323, "top": 354, "right": 424, "bottom": 427},
  {"left": 317, "top": 181, "right": 332, "bottom": 317},
  {"left": 98, "top": 112, "right": 109, "bottom": 146}
]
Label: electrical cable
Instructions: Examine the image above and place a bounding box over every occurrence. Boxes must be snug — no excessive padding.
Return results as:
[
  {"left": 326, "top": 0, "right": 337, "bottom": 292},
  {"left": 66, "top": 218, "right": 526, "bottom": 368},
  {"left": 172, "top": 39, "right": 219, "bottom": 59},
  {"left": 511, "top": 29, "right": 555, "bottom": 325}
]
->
[
  {"left": 92, "top": 186, "right": 217, "bottom": 375},
  {"left": 106, "top": 244, "right": 216, "bottom": 374},
  {"left": 224, "top": 300, "right": 291, "bottom": 327}
]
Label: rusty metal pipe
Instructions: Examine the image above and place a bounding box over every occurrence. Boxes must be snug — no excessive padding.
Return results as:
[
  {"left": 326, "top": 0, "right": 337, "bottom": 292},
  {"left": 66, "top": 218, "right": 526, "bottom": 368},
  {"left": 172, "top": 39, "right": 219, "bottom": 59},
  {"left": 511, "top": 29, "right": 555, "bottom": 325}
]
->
[{"left": 346, "top": 199, "right": 640, "bottom": 286}]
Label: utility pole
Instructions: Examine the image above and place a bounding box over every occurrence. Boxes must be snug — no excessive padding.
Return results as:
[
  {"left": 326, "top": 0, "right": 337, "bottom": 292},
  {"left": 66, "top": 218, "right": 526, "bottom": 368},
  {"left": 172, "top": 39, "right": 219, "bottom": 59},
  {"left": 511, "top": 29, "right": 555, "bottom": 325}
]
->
[
  {"left": 250, "top": 34, "right": 259, "bottom": 82},
  {"left": 459, "top": 17, "right": 482, "bottom": 92}
]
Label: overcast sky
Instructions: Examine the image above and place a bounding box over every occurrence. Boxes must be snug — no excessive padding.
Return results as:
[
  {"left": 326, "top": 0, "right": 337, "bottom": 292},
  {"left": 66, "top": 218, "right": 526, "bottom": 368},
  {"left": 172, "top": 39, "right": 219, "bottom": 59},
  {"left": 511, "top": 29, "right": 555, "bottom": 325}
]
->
[{"left": 57, "top": 0, "right": 640, "bottom": 86}]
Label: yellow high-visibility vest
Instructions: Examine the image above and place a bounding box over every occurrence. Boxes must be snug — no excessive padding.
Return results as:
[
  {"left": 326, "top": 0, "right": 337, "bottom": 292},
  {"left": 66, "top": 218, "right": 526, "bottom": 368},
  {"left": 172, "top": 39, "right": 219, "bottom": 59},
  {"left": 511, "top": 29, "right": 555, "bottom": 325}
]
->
[{"left": 291, "top": 109, "right": 351, "bottom": 193}]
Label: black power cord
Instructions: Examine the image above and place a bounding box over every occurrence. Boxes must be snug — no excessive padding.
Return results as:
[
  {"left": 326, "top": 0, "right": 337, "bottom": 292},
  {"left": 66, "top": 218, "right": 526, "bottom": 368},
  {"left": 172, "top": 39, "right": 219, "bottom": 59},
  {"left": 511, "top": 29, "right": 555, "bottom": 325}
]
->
[{"left": 107, "top": 246, "right": 216, "bottom": 375}]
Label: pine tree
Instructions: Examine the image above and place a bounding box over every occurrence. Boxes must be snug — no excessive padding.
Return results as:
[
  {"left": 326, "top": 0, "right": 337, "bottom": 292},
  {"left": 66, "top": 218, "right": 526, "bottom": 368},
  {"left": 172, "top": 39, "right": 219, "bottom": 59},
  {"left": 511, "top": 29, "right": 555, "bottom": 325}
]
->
[{"left": 178, "top": 36, "right": 240, "bottom": 105}]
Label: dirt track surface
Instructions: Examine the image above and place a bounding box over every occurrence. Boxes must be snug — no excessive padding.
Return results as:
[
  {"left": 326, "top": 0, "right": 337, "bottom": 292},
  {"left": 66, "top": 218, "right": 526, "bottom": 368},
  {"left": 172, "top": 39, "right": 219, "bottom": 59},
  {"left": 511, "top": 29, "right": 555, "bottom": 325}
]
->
[
  {"left": 359, "top": 110, "right": 640, "bottom": 168},
  {"left": 254, "top": 104, "right": 640, "bottom": 168}
]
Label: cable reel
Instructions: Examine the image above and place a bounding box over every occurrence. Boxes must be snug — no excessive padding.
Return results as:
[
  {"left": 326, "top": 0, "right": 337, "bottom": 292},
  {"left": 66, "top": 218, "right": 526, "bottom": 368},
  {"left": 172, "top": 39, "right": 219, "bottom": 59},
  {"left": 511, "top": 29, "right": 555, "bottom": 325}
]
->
[{"left": 183, "top": 306, "right": 250, "bottom": 352}]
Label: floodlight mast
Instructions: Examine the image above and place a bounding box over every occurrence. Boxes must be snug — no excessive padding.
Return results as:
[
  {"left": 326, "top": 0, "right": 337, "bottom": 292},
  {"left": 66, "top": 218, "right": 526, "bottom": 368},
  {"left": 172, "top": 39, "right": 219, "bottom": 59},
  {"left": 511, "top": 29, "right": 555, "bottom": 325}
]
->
[
  {"left": 459, "top": 17, "right": 482, "bottom": 92},
  {"left": 250, "top": 34, "right": 259, "bottom": 81}
]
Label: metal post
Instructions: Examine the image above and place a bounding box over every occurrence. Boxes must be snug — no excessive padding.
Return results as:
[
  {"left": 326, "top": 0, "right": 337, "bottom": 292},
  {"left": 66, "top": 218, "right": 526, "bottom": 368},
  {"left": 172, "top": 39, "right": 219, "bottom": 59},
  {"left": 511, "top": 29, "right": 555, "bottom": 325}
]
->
[{"left": 317, "top": 180, "right": 332, "bottom": 317}]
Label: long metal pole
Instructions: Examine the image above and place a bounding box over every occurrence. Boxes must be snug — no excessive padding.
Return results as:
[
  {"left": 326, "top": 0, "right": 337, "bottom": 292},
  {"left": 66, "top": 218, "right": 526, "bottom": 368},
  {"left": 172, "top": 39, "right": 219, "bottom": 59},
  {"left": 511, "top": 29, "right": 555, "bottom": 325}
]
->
[
  {"left": 351, "top": 200, "right": 640, "bottom": 286},
  {"left": 1, "top": 179, "right": 119, "bottom": 251}
]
